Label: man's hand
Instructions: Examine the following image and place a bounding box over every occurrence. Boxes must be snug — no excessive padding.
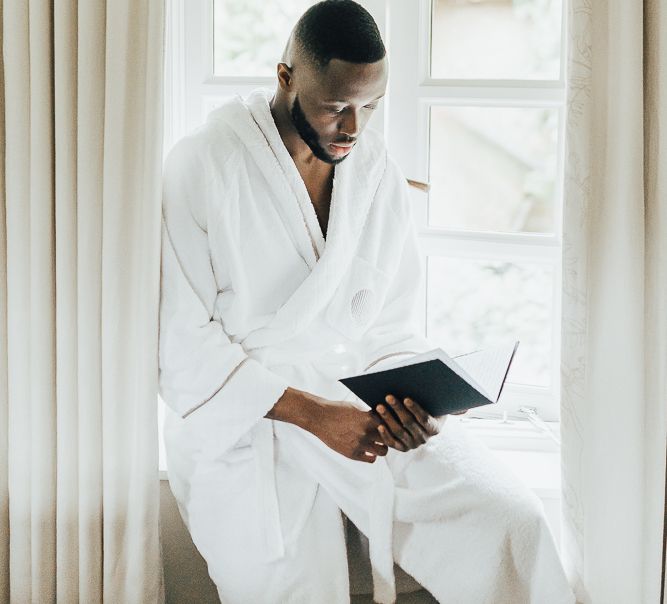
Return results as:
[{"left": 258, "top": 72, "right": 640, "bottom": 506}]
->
[
  {"left": 266, "top": 388, "right": 388, "bottom": 463},
  {"left": 374, "top": 394, "right": 441, "bottom": 452},
  {"left": 309, "top": 401, "right": 389, "bottom": 463}
]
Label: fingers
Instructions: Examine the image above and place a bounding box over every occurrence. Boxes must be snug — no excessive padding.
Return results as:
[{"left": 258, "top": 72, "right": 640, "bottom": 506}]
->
[
  {"left": 377, "top": 423, "right": 407, "bottom": 452},
  {"left": 375, "top": 395, "right": 441, "bottom": 453},
  {"left": 358, "top": 448, "right": 383, "bottom": 463},
  {"left": 376, "top": 402, "right": 415, "bottom": 449},
  {"left": 401, "top": 397, "right": 441, "bottom": 437},
  {"left": 354, "top": 439, "right": 388, "bottom": 463},
  {"left": 369, "top": 439, "right": 389, "bottom": 457},
  {"left": 384, "top": 395, "right": 429, "bottom": 445},
  {"left": 361, "top": 451, "right": 377, "bottom": 463}
]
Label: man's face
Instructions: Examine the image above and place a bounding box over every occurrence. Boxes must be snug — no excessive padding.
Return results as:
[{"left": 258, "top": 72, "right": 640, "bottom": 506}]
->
[{"left": 288, "top": 57, "right": 388, "bottom": 164}]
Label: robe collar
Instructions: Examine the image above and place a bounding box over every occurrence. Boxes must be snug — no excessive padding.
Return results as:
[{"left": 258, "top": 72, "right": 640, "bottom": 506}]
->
[{"left": 209, "top": 88, "right": 387, "bottom": 349}]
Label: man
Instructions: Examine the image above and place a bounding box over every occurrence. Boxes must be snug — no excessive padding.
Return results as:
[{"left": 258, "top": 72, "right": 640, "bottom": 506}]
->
[{"left": 159, "top": 1, "right": 575, "bottom": 603}]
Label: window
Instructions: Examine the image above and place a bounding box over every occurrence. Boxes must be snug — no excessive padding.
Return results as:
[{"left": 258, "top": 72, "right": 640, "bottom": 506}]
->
[
  {"left": 163, "top": 0, "right": 566, "bottom": 426},
  {"left": 385, "top": 0, "right": 566, "bottom": 421},
  {"left": 212, "top": 0, "right": 317, "bottom": 77}
]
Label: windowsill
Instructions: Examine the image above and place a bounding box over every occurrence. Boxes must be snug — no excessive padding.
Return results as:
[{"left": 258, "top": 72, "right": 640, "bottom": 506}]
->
[
  {"left": 459, "top": 415, "right": 560, "bottom": 452},
  {"left": 458, "top": 416, "right": 561, "bottom": 499}
]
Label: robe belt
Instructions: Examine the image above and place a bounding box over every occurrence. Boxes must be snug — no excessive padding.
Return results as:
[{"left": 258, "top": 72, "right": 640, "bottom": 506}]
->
[
  {"left": 368, "top": 461, "right": 398, "bottom": 604},
  {"left": 251, "top": 416, "right": 399, "bottom": 603},
  {"left": 252, "top": 420, "right": 285, "bottom": 562}
]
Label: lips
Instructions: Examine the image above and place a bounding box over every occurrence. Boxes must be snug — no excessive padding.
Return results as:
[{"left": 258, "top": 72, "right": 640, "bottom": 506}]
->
[{"left": 329, "top": 142, "right": 355, "bottom": 155}]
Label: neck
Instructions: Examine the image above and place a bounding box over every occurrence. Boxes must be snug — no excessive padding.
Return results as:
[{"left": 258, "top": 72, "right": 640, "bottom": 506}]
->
[{"left": 269, "top": 93, "right": 327, "bottom": 169}]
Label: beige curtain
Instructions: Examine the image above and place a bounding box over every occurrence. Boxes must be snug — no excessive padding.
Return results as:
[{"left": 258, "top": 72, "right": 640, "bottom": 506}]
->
[
  {"left": 0, "top": 1, "right": 165, "bottom": 601},
  {"left": 561, "top": 0, "right": 667, "bottom": 602}
]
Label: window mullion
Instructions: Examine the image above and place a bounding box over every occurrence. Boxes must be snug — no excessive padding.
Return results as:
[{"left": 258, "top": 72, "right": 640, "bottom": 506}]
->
[
  {"left": 417, "top": 84, "right": 565, "bottom": 105},
  {"left": 183, "top": 0, "right": 211, "bottom": 135},
  {"left": 418, "top": 80, "right": 565, "bottom": 106},
  {"left": 164, "top": 0, "right": 187, "bottom": 154},
  {"left": 417, "top": 232, "right": 562, "bottom": 263}
]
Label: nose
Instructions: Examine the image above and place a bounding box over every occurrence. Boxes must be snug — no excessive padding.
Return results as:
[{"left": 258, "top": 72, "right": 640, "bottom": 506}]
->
[{"left": 340, "top": 108, "right": 360, "bottom": 138}]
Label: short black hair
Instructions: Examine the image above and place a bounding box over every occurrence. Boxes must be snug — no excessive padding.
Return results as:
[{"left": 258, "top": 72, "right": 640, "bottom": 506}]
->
[{"left": 292, "top": 0, "right": 386, "bottom": 69}]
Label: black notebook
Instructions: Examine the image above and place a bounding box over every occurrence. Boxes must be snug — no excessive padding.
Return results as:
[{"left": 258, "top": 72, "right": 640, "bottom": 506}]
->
[{"left": 339, "top": 341, "right": 520, "bottom": 417}]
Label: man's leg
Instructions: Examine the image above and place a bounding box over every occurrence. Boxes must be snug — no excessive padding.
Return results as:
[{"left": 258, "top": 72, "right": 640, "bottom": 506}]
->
[
  {"left": 176, "top": 437, "right": 350, "bottom": 604},
  {"left": 275, "top": 417, "right": 575, "bottom": 604},
  {"left": 386, "top": 424, "right": 574, "bottom": 604}
]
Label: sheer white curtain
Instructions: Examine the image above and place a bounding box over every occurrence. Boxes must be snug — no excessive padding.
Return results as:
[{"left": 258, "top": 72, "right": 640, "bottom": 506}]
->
[
  {"left": 561, "top": 0, "right": 666, "bottom": 602},
  {"left": 0, "top": 1, "right": 165, "bottom": 601}
]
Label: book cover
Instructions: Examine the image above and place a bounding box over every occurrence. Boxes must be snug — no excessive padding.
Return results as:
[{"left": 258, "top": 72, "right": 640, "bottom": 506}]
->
[{"left": 339, "top": 341, "right": 520, "bottom": 417}]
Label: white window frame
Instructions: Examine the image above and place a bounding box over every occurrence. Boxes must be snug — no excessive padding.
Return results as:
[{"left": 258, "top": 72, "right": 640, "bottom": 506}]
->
[
  {"left": 386, "top": 0, "right": 567, "bottom": 423},
  {"left": 164, "top": 0, "right": 567, "bottom": 423}
]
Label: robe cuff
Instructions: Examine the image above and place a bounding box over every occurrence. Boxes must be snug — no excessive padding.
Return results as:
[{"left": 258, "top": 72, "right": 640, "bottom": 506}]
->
[{"left": 182, "top": 357, "right": 290, "bottom": 458}]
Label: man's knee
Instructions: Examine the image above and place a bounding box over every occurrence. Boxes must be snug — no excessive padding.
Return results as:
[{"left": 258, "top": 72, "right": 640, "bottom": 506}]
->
[{"left": 487, "top": 483, "right": 549, "bottom": 538}]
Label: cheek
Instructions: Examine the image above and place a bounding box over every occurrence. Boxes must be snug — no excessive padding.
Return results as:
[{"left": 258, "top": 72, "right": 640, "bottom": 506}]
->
[{"left": 312, "top": 117, "right": 339, "bottom": 140}]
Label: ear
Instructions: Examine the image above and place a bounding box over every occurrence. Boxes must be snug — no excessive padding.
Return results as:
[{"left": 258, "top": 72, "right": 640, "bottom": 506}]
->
[{"left": 276, "top": 63, "right": 293, "bottom": 92}]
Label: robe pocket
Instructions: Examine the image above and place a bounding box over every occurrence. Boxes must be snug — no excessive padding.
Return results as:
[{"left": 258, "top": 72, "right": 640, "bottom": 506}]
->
[
  {"left": 192, "top": 429, "right": 255, "bottom": 465},
  {"left": 325, "top": 256, "right": 390, "bottom": 340},
  {"left": 219, "top": 431, "right": 255, "bottom": 463}
]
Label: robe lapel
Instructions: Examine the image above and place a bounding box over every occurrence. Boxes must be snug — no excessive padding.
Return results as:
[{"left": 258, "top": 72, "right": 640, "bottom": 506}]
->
[
  {"left": 215, "top": 94, "right": 321, "bottom": 270},
  {"left": 217, "top": 89, "right": 387, "bottom": 350},
  {"left": 245, "top": 90, "right": 327, "bottom": 263}
]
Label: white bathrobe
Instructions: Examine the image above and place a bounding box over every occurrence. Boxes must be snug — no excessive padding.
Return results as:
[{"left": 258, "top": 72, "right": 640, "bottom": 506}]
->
[{"left": 159, "top": 88, "right": 575, "bottom": 604}]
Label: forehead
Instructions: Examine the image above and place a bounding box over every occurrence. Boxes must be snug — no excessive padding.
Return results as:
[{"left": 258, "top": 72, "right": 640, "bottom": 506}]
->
[{"left": 301, "top": 57, "right": 388, "bottom": 102}]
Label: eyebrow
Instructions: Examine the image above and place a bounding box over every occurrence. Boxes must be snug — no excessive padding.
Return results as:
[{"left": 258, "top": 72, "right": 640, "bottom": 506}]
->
[{"left": 324, "top": 94, "right": 385, "bottom": 104}]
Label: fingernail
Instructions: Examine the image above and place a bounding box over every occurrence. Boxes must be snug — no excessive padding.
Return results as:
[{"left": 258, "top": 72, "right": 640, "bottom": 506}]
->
[
  {"left": 405, "top": 398, "right": 413, "bottom": 407},
  {"left": 377, "top": 405, "right": 385, "bottom": 413}
]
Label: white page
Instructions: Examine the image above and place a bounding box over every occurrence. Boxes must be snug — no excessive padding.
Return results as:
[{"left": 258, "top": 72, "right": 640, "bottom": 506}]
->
[{"left": 452, "top": 341, "right": 519, "bottom": 401}]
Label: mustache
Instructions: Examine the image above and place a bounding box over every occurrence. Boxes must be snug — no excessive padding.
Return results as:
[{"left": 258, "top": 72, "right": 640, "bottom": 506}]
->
[{"left": 332, "top": 137, "right": 356, "bottom": 145}]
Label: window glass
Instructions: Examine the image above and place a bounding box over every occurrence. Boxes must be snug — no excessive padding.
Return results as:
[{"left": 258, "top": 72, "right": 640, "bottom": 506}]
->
[
  {"left": 428, "top": 105, "right": 559, "bottom": 233},
  {"left": 427, "top": 257, "right": 553, "bottom": 388},
  {"left": 213, "top": 0, "right": 317, "bottom": 77},
  {"left": 430, "top": 0, "right": 563, "bottom": 80}
]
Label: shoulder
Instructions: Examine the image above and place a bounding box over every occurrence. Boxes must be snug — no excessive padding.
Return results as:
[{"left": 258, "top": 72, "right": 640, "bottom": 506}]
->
[
  {"left": 372, "top": 145, "right": 412, "bottom": 222},
  {"left": 356, "top": 129, "right": 409, "bottom": 195},
  {"left": 163, "top": 97, "right": 248, "bottom": 184},
  {"left": 355, "top": 127, "right": 388, "bottom": 170}
]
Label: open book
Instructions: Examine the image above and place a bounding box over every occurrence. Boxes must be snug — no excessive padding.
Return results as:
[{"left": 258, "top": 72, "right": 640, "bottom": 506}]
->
[{"left": 339, "top": 341, "right": 520, "bottom": 417}]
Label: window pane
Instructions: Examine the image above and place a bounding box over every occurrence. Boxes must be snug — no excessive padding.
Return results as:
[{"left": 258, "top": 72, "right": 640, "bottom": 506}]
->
[
  {"left": 431, "top": 0, "right": 562, "bottom": 80},
  {"left": 427, "top": 257, "right": 553, "bottom": 387},
  {"left": 428, "top": 105, "right": 559, "bottom": 233},
  {"left": 213, "top": 0, "right": 316, "bottom": 77}
]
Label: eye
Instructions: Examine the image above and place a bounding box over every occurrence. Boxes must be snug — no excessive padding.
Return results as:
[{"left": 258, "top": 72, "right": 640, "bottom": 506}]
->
[{"left": 364, "top": 104, "right": 378, "bottom": 110}]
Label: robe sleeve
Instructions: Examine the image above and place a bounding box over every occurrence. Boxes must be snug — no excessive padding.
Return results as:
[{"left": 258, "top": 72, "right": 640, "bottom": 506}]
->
[
  {"left": 361, "top": 158, "right": 433, "bottom": 374},
  {"left": 159, "top": 138, "right": 290, "bottom": 456}
]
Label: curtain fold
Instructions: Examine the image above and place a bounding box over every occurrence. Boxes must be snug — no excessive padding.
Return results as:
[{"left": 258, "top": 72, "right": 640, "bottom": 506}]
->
[
  {"left": 644, "top": 1, "right": 667, "bottom": 601},
  {"left": 561, "top": 1, "right": 667, "bottom": 602},
  {"left": 0, "top": 0, "right": 7, "bottom": 601},
  {"left": 1, "top": 1, "right": 165, "bottom": 602},
  {"left": 53, "top": 1, "right": 80, "bottom": 600}
]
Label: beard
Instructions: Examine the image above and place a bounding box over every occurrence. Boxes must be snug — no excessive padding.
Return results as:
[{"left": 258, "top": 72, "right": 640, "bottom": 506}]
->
[{"left": 290, "top": 95, "right": 351, "bottom": 165}]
